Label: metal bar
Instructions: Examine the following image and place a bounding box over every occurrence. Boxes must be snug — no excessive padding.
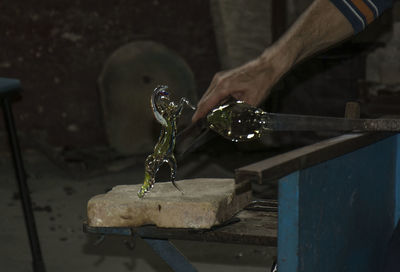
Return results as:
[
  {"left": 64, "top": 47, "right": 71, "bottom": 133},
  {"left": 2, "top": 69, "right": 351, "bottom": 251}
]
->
[
  {"left": 83, "top": 223, "right": 133, "bottom": 236},
  {"left": 266, "top": 112, "right": 400, "bottom": 131},
  {"left": 236, "top": 133, "right": 392, "bottom": 185},
  {"left": 85, "top": 207, "right": 277, "bottom": 246},
  {"left": 2, "top": 97, "right": 46, "bottom": 272},
  {"left": 143, "top": 238, "right": 197, "bottom": 272},
  {"left": 394, "top": 134, "right": 400, "bottom": 226}
]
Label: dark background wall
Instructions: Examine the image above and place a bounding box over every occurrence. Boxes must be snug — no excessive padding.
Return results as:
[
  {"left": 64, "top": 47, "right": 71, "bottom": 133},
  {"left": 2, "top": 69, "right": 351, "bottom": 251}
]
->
[
  {"left": 0, "top": 0, "right": 219, "bottom": 147},
  {"left": 1, "top": 0, "right": 400, "bottom": 152}
]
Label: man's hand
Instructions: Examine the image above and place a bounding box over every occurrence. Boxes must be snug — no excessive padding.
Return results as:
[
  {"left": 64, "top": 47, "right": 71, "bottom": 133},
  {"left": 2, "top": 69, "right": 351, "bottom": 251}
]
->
[
  {"left": 192, "top": 46, "right": 290, "bottom": 123},
  {"left": 192, "top": 0, "right": 354, "bottom": 123}
]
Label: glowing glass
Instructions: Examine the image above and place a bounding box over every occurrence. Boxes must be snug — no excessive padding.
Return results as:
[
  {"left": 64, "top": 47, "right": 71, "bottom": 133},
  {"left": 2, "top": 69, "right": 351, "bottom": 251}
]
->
[{"left": 207, "top": 100, "right": 270, "bottom": 142}]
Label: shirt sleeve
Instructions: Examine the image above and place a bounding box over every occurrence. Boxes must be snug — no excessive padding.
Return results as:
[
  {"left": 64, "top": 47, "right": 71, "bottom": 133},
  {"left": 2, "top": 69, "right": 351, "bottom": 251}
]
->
[{"left": 329, "top": 0, "right": 394, "bottom": 33}]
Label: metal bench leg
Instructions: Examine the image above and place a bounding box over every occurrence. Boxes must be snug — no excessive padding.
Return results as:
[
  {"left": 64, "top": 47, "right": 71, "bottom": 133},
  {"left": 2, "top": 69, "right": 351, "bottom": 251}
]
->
[
  {"left": 2, "top": 97, "right": 46, "bottom": 272},
  {"left": 143, "top": 238, "right": 197, "bottom": 272}
]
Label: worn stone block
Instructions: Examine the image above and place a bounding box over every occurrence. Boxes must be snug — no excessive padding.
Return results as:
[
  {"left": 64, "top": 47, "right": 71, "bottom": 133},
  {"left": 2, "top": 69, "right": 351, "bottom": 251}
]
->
[{"left": 87, "top": 178, "right": 252, "bottom": 229}]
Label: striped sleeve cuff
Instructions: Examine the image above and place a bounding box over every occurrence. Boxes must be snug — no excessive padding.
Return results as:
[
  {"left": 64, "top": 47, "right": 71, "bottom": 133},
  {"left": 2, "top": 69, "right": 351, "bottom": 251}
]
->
[{"left": 329, "top": 0, "right": 393, "bottom": 33}]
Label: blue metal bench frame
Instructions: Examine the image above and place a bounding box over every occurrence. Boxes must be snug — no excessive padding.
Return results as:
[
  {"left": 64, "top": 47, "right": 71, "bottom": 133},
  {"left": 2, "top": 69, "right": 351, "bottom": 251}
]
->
[
  {"left": 85, "top": 133, "right": 400, "bottom": 272},
  {"left": 277, "top": 134, "right": 400, "bottom": 271},
  {"left": 0, "top": 78, "right": 46, "bottom": 272}
]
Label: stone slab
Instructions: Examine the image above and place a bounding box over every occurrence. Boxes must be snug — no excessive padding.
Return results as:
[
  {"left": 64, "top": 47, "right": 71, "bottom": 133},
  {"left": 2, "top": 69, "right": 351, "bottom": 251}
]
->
[{"left": 87, "top": 178, "right": 252, "bottom": 229}]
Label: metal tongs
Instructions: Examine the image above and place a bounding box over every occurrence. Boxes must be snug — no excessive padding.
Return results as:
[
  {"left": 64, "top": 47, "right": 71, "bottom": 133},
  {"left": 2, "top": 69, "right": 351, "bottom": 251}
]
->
[{"left": 176, "top": 100, "right": 400, "bottom": 157}]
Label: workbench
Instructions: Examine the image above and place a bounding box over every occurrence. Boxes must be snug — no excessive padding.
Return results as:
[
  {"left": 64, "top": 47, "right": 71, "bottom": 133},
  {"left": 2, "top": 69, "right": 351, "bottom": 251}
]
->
[{"left": 85, "top": 133, "right": 400, "bottom": 272}]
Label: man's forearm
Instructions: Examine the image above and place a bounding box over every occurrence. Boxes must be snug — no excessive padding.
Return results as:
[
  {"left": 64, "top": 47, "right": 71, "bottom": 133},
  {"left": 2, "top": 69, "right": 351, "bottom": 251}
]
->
[
  {"left": 260, "top": 0, "right": 354, "bottom": 73},
  {"left": 191, "top": 0, "right": 393, "bottom": 122}
]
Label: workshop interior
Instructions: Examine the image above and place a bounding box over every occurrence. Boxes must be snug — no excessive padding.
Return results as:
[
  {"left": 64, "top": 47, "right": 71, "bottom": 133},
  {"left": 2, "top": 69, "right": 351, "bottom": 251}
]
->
[{"left": 1, "top": 0, "right": 400, "bottom": 272}]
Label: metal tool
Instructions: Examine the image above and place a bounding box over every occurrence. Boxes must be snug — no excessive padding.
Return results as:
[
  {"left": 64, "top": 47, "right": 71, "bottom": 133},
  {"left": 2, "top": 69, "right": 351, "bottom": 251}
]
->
[
  {"left": 175, "top": 118, "right": 214, "bottom": 159},
  {"left": 254, "top": 112, "right": 400, "bottom": 131},
  {"left": 206, "top": 101, "right": 400, "bottom": 142},
  {"left": 244, "top": 199, "right": 278, "bottom": 212},
  {"left": 176, "top": 100, "right": 400, "bottom": 155}
]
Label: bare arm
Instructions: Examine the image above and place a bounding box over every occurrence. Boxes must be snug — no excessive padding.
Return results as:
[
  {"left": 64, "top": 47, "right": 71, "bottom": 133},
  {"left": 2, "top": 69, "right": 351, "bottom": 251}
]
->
[{"left": 192, "top": 0, "right": 354, "bottom": 122}]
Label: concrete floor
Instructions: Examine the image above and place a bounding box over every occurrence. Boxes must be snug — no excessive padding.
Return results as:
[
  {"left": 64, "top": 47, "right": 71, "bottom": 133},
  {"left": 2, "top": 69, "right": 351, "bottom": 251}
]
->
[{"left": 0, "top": 148, "right": 276, "bottom": 272}]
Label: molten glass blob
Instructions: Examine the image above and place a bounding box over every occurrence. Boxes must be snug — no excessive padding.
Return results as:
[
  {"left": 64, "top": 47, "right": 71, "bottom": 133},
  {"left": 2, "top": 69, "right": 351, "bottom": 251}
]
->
[{"left": 207, "top": 101, "right": 271, "bottom": 142}]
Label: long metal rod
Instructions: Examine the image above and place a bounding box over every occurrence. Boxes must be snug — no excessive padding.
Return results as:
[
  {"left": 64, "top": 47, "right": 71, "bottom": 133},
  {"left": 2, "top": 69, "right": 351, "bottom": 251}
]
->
[
  {"left": 266, "top": 112, "right": 400, "bottom": 131},
  {"left": 2, "top": 97, "right": 46, "bottom": 272}
]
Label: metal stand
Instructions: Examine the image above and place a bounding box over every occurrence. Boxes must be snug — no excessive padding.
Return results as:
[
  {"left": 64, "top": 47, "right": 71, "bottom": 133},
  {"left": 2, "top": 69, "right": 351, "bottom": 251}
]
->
[
  {"left": 84, "top": 205, "right": 277, "bottom": 272},
  {"left": 2, "top": 97, "right": 46, "bottom": 272},
  {"left": 84, "top": 224, "right": 198, "bottom": 272},
  {"left": 143, "top": 238, "right": 197, "bottom": 272}
]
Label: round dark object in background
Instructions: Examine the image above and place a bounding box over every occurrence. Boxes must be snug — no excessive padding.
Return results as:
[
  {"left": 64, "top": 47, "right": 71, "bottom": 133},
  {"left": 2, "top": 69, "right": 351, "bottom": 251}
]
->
[{"left": 99, "top": 41, "right": 197, "bottom": 154}]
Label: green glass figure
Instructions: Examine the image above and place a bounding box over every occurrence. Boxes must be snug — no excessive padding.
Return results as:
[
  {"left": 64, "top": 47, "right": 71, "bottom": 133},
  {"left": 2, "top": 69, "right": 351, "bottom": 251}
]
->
[{"left": 138, "top": 85, "right": 195, "bottom": 198}]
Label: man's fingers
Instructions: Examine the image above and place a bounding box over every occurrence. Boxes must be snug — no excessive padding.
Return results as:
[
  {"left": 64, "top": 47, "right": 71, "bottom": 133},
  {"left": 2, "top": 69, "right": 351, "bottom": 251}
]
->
[
  {"left": 192, "top": 90, "right": 227, "bottom": 123},
  {"left": 192, "top": 97, "right": 216, "bottom": 123},
  {"left": 231, "top": 90, "right": 245, "bottom": 102}
]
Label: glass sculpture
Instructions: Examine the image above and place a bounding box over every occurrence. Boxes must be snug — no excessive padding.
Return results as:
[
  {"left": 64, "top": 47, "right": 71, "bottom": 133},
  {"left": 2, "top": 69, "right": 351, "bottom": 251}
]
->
[{"left": 138, "top": 85, "right": 195, "bottom": 198}]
